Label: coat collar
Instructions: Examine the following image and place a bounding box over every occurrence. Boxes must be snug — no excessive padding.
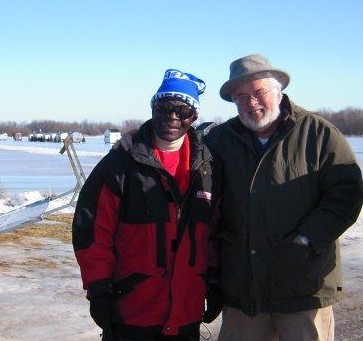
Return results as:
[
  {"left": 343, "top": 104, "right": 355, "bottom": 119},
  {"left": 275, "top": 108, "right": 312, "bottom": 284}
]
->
[{"left": 129, "top": 119, "right": 210, "bottom": 169}]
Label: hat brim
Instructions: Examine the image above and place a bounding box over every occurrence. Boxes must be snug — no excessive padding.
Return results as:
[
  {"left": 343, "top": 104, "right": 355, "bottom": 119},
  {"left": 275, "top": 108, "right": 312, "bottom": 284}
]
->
[{"left": 220, "top": 70, "right": 290, "bottom": 102}]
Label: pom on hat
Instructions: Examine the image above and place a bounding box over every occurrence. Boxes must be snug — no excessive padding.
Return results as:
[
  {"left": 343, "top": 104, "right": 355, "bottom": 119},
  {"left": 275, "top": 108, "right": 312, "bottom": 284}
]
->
[{"left": 151, "top": 69, "right": 206, "bottom": 115}]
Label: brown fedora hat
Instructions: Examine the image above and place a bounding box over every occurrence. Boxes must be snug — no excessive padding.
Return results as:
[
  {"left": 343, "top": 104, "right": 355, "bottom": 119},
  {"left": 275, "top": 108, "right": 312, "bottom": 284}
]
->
[{"left": 220, "top": 54, "right": 290, "bottom": 102}]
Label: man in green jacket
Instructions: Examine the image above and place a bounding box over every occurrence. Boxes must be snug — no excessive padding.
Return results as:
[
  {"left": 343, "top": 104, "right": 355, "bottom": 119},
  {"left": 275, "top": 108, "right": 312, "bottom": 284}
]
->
[{"left": 206, "top": 54, "right": 363, "bottom": 341}]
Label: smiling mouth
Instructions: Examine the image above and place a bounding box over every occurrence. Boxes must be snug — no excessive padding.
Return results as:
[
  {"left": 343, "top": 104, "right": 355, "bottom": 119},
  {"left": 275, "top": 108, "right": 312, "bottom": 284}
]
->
[
  {"left": 249, "top": 108, "right": 264, "bottom": 118},
  {"left": 162, "top": 123, "right": 179, "bottom": 130}
]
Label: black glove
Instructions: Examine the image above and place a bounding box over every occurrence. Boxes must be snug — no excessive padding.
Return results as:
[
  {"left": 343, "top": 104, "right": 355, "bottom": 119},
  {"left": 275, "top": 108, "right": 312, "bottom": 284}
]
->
[
  {"left": 202, "top": 284, "right": 223, "bottom": 323},
  {"left": 88, "top": 279, "right": 115, "bottom": 330},
  {"left": 90, "top": 293, "right": 115, "bottom": 329},
  {"left": 101, "top": 324, "right": 116, "bottom": 341}
]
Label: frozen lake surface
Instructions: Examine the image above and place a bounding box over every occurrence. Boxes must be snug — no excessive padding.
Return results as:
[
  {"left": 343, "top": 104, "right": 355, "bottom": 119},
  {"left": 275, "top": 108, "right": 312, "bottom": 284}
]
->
[
  {"left": 0, "top": 135, "right": 110, "bottom": 196},
  {"left": 2, "top": 135, "right": 363, "bottom": 195}
]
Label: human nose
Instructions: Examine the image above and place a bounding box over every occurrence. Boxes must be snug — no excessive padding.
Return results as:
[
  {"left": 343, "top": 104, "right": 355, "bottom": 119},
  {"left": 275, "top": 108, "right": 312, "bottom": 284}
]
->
[
  {"left": 166, "top": 110, "right": 180, "bottom": 119},
  {"left": 246, "top": 94, "right": 258, "bottom": 104}
]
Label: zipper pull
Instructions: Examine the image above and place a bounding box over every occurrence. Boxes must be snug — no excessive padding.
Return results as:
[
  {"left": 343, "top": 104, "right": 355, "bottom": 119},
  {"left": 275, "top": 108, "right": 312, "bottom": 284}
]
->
[{"left": 176, "top": 207, "right": 181, "bottom": 221}]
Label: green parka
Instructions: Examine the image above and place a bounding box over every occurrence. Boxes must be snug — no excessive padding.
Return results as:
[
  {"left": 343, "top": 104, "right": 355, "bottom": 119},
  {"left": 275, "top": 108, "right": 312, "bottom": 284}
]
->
[{"left": 206, "top": 95, "right": 363, "bottom": 315}]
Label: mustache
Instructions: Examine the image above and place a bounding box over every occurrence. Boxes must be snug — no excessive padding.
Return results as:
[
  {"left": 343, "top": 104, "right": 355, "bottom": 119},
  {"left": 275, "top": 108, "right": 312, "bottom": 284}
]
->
[{"left": 246, "top": 105, "right": 265, "bottom": 113}]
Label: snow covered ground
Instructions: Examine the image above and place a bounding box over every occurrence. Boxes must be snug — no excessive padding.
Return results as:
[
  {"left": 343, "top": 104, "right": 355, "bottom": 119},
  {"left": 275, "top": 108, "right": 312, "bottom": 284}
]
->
[{"left": 0, "top": 236, "right": 100, "bottom": 340}]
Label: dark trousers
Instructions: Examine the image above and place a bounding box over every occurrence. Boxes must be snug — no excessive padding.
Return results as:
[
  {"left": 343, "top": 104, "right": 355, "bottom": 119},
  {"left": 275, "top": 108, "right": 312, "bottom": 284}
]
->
[{"left": 102, "top": 326, "right": 200, "bottom": 341}]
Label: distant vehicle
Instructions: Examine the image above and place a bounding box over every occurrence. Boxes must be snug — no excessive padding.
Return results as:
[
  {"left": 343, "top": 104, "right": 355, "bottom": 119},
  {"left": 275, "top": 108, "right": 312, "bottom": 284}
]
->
[
  {"left": 28, "top": 133, "right": 46, "bottom": 142},
  {"left": 104, "top": 128, "right": 121, "bottom": 144}
]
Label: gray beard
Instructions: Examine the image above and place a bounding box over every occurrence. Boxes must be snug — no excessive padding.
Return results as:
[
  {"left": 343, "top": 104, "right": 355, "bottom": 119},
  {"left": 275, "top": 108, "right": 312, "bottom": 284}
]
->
[{"left": 239, "top": 107, "right": 280, "bottom": 133}]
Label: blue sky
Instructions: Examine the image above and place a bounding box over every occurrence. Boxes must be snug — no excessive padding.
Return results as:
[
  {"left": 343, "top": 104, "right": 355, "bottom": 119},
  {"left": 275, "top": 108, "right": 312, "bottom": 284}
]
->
[{"left": 0, "top": 0, "right": 362, "bottom": 124}]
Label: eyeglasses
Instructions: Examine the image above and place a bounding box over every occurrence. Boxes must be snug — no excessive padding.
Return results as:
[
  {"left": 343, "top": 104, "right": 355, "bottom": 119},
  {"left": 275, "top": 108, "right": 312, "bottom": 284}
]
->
[
  {"left": 233, "top": 88, "right": 273, "bottom": 105},
  {"left": 153, "top": 103, "right": 195, "bottom": 120}
]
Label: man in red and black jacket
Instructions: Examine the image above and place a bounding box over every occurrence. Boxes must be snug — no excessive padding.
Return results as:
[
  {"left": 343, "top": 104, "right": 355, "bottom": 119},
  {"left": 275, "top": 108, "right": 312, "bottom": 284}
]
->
[{"left": 72, "top": 69, "right": 222, "bottom": 341}]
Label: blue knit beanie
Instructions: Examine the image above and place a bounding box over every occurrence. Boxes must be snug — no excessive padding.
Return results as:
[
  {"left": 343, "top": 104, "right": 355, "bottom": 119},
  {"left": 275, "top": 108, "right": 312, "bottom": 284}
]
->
[{"left": 151, "top": 69, "right": 206, "bottom": 115}]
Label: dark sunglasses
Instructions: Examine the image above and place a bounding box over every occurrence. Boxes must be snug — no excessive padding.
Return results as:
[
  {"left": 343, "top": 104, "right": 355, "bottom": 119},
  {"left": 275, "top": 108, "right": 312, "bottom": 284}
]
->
[{"left": 153, "top": 103, "right": 195, "bottom": 120}]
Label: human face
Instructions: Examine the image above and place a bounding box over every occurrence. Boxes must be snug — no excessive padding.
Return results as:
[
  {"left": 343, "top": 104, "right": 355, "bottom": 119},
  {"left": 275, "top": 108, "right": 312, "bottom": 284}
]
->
[
  {"left": 232, "top": 78, "right": 283, "bottom": 137},
  {"left": 152, "top": 100, "right": 196, "bottom": 142}
]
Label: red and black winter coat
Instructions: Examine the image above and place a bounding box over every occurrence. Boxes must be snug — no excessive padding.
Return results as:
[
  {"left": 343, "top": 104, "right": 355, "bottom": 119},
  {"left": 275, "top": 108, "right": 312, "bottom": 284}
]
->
[{"left": 72, "top": 120, "right": 219, "bottom": 337}]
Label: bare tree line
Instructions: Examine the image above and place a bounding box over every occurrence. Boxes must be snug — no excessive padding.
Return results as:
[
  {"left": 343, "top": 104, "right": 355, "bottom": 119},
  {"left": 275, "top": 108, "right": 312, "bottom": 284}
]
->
[
  {"left": 1, "top": 107, "right": 363, "bottom": 137},
  {"left": 0, "top": 119, "right": 144, "bottom": 137},
  {"left": 318, "top": 107, "right": 363, "bottom": 135}
]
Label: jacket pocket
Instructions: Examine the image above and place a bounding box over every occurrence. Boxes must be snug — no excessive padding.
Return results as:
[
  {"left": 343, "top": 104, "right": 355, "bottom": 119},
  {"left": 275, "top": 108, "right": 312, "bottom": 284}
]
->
[
  {"left": 113, "top": 273, "right": 150, "bottom": 298},
  {"left": 217, "top": 229, "right": 239, "bottom": 243},
  {"left": 270, "top": 240, "right": 335, "bottom": 300}
]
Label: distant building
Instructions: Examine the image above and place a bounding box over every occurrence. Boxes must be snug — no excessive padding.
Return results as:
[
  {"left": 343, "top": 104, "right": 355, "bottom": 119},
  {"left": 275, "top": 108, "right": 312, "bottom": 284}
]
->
[
  {"left": 0, "top": 132, "right": 8, "bottom": 141},
  {"left": 104, "top": 129, "right": 121, "bottom": 144},
  {"left": 54, "top": 132, "right": 69, "bottom": 142},
  {"left": 13, "top": 132, "right": 22, "bottom": 141},
  {"left": 70, "top": 132, "right": 84, "bottom": 143}
]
